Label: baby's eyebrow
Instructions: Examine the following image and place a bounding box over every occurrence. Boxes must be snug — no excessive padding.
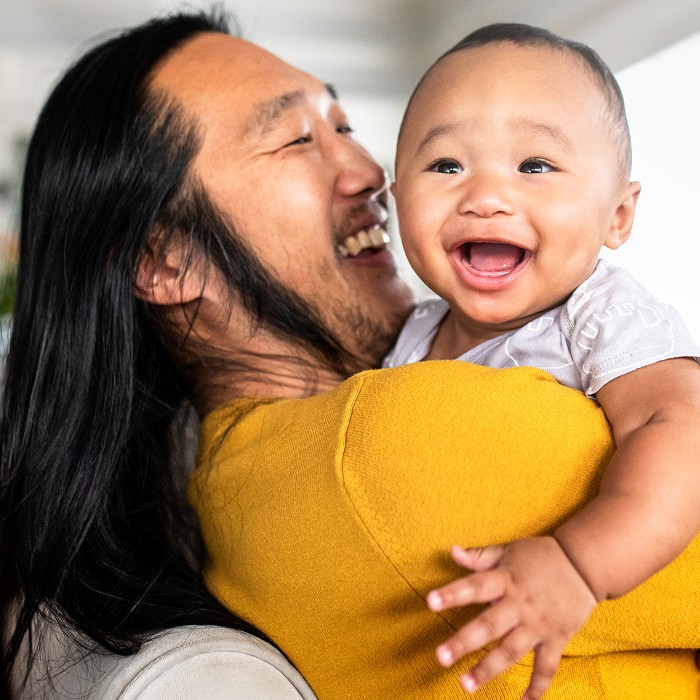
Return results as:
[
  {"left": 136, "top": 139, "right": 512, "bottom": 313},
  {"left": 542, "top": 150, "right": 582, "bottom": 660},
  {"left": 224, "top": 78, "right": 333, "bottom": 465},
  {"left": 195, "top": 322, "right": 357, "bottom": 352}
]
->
[
  {"left": 514, "top": 119, "right": 573, "bottom": 152},
  {"left": 414, "top": 118, "right": 574, "bottom": 155},
  {"left": 415, "top": 122, "right": 463, "bottom": 154}
]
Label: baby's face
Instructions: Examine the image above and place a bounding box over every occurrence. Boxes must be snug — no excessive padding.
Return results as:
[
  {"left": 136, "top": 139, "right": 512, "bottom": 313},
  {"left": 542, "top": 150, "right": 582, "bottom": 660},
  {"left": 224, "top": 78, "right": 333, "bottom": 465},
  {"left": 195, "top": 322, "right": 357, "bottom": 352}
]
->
[{"left": 393, "top": 43, "right": 639, "bottom": 336}]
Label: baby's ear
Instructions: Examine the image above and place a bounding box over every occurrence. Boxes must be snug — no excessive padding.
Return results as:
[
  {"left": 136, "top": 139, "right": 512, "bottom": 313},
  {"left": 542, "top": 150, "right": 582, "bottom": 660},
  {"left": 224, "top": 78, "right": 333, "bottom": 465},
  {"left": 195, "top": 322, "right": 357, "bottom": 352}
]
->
[
  {"left": 134, "top": 229, "right": 205, "bottom": 306},
  {"left": 604, "top": 181, "right": 641, "bottom": 250}
]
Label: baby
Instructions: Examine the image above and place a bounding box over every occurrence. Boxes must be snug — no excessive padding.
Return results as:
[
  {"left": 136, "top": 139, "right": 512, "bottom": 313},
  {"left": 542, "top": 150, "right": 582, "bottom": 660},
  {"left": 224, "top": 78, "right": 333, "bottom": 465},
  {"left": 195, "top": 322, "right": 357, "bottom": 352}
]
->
[{"left": 385, "top": 23, "right": 700, "bottom": 700}]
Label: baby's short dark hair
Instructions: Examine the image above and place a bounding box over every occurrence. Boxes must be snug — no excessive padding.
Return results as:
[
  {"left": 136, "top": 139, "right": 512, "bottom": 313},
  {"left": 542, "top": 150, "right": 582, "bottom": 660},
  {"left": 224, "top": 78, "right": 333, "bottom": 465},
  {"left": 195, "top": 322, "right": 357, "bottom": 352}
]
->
[{"left": 402, "top": 23, "right": 632, "bottom": 177}]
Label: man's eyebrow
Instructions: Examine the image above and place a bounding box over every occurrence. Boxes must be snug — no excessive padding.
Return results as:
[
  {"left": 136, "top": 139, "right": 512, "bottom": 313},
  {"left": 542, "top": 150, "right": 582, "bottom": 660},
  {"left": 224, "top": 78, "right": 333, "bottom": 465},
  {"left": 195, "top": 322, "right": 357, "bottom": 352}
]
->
[
  {"left": 249, "top": 84, "right": 339, "bottom": 138},
  {"left": 514, "top": 119, "right": 573, "bottom": 152},
  {"left": 251, "top": 90, "right": 305, "bottom": 136}
]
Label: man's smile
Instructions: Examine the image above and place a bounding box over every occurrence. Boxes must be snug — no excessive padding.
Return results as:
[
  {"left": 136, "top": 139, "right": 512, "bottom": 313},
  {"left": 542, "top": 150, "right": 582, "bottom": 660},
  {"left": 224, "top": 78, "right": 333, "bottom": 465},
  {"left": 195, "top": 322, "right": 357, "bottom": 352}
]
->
[{"left": 337, "top": 225, "right": 390, "bottom": 257}]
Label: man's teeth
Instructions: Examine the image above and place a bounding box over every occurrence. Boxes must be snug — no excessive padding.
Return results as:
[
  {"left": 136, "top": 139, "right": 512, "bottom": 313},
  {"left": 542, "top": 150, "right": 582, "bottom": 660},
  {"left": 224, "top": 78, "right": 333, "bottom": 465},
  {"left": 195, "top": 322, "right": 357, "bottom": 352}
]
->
[{"left": 337, "top": 228, "right": 390, "bottom": 258}]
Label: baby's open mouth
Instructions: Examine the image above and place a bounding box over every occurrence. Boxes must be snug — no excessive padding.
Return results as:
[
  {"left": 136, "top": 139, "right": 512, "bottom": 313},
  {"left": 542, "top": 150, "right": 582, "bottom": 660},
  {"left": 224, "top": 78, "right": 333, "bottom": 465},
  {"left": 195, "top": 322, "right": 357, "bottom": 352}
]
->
[{"left": 463, "top": 242, "right": 526, "bottom": 275}]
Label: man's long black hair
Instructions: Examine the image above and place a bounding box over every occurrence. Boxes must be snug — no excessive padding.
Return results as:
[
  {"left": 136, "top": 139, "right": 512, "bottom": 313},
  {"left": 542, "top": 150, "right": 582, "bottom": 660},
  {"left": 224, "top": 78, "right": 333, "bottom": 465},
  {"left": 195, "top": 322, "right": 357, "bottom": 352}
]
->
[{"left": 0, "top": 7, "right": 357, "bottom": 696}]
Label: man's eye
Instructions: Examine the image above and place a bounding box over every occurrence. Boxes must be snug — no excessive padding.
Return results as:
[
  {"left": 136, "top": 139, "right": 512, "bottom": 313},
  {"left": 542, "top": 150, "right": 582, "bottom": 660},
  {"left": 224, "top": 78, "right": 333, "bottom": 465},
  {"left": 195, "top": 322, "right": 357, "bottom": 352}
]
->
[
  {"left": 286, "top": 134, "right": 312, "bottom": 147},
  {"left": 429, "top": 159, "right": 462, "bottom": 174},
  {"left": 518, "top": 159, "right": 554, "bottom": 174},
  {"left": 336, "top": 124, "right": 354, "bottom": 134}
]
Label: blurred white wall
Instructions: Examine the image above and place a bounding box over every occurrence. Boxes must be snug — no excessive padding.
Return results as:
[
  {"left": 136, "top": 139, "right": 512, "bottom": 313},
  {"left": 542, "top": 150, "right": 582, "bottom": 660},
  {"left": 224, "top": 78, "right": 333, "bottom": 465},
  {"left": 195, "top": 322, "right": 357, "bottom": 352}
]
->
[{"left": 601, "top": 30, "right": 700, "bottom": 339}]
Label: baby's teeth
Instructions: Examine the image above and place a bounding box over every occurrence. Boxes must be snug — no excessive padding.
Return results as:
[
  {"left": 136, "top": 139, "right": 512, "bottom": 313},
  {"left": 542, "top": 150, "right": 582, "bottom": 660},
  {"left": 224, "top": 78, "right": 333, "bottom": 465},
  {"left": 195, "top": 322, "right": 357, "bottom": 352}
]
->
[
  {"left": 344, "top": 236, "right": 362, "bottom": 256},
  {"left": 338, "top": 245, "right": 349, "bottom": 258},
  {"left": 381, "top": 231, "right": 390, "bottom": 244},
  {"left": 357, "top": 230, "right": 371, "bottom": 248}
]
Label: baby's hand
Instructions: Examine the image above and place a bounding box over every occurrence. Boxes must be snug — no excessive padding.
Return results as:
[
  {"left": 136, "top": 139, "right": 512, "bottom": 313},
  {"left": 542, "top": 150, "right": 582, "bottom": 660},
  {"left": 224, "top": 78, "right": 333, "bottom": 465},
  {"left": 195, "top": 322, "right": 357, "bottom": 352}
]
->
[{"left": 427, "top": 537, "right": 596, "bottom": 700}]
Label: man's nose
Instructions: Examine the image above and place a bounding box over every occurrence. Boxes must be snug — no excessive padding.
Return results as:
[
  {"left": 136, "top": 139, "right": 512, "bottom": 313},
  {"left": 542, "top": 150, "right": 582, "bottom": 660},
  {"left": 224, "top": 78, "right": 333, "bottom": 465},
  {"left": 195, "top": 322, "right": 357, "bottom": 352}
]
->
[
  {"left": 457, "top": 171, "right": 514, "bottom": 218},
  {"left": 333, "top": 137, "right": 387, "bottom": 200}
]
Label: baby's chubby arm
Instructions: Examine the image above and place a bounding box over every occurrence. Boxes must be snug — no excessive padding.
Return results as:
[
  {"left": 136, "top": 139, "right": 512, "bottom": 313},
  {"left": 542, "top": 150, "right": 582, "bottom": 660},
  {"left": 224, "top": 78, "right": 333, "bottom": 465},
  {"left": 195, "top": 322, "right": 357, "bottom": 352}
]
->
[
  {"left": 555, "top": 356, "right": 700, "bottom": 600},
  {"left": 427, "top": 357, "right": 700, "bottom": 699}
]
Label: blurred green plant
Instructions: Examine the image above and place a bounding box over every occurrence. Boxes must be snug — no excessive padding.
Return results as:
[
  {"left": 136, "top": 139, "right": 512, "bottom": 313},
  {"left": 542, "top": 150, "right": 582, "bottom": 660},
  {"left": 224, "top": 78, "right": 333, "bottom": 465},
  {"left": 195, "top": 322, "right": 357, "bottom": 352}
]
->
[
  {"left": 0, "top": 266, "right": 16, "bottom": 316},
  {"left": 0, "top": 133, "right": 28, "bottom": 319}
]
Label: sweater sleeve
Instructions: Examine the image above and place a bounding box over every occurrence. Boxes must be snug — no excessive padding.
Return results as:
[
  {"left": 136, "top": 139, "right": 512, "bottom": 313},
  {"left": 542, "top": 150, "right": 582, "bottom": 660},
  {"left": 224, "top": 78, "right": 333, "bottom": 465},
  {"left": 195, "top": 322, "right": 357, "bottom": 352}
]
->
[
  {"left": 128, "top": 648, "right": 312, "bottom": 700},
  {"left": 22, "top": 625, "right": 318, "bottom": 700}
]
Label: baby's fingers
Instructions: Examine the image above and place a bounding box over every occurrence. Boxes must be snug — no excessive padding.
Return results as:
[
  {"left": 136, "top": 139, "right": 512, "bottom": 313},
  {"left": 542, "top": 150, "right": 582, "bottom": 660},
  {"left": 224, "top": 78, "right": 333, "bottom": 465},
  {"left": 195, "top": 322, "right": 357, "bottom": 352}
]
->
[
  {"left": 451, "top": 544, "right": 504, "bottom": 571},
  {"left": 459, "top": 626, "right": 535, "bottom": 693},
  {"left": 428, "top": 569, "right": 507, "bottom": 613},
  {"left": 435, "top": 599, "right": 519, "bottom": 667},
  {"left": 521, "top": 641, "right": 566, "bottom": 700}
]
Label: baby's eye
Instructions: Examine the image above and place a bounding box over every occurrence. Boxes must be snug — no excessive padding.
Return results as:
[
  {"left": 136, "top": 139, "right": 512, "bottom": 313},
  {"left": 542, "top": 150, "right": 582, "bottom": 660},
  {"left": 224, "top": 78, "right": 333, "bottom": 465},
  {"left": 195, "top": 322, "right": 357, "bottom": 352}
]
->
[
  {"left": 429, "top": 159, "right": 463, "bottom": 175},
  {"left": 518, "top": 159, "right": 554, "bottom": 174},
  {"left": 336, "top": 124, "right": 354, "bottom": 135}
]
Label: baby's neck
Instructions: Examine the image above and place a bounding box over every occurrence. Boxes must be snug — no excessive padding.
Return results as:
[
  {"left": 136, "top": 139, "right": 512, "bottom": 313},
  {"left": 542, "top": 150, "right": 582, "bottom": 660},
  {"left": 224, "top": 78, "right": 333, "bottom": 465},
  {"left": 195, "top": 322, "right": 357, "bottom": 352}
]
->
[{"left": 425, "top": 310, "right": 516, "bottom": 360}]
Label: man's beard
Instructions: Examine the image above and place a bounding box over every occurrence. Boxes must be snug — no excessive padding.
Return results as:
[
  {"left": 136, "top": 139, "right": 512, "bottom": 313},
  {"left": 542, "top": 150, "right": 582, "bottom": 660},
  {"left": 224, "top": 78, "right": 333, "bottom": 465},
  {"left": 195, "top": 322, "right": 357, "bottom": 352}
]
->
[
  {"left": 323, "top": 296, "right": 402, "bottom": 372},
  {"left": 167, "top": 182, "right": 400, "bottom": 380}
]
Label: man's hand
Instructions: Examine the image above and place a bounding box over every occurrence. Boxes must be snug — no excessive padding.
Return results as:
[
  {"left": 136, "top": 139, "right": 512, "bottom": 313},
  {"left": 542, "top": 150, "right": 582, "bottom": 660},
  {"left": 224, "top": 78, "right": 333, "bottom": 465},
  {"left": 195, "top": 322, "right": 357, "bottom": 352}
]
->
[{"left": 426, "top": 537, "right": 597, "bottom": 700}]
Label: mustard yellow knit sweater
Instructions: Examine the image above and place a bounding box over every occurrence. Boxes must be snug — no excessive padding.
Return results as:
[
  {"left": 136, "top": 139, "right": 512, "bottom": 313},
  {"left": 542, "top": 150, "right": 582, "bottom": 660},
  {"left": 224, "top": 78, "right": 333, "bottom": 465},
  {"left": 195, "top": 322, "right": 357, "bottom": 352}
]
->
[{"left": 191, "top": 362, "right": 700, "bottom": 699}]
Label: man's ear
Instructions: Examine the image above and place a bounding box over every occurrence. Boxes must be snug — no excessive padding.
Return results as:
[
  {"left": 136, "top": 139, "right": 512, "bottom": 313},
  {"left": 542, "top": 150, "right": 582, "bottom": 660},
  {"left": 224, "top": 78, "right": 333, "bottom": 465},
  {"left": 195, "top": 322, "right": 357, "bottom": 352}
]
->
[
  {"left": 134, "top": 231, "right": 205, "bottom": 306},
  {"left": 604, "top": 181, "right": 641, "bottom": 251}
]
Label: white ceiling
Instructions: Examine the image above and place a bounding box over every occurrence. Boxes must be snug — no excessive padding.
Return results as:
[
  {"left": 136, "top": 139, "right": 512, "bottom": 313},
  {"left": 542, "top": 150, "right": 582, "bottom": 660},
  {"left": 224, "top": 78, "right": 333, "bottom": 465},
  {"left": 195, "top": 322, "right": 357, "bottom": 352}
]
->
[
  {"left": 3, "top": 0, "right": 700, "bottom": 98},
  {"left": 1, "top": 0, "right": 700, "bottom": 193}
]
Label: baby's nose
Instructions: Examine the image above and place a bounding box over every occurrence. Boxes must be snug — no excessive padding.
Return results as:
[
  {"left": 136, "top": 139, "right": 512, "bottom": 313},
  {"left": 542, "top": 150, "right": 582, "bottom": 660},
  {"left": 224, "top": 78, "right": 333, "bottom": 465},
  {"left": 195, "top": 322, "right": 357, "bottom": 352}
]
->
[{"left": 457, "top": 173, "right": 515, "bottom": 218}]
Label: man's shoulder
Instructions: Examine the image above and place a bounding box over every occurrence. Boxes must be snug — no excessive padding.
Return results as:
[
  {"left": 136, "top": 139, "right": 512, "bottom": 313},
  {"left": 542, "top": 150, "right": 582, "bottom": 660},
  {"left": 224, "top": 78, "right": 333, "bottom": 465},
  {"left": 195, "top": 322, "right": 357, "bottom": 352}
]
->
[{"left": 351, "top": 362, "right": 584, "bottom": 417}]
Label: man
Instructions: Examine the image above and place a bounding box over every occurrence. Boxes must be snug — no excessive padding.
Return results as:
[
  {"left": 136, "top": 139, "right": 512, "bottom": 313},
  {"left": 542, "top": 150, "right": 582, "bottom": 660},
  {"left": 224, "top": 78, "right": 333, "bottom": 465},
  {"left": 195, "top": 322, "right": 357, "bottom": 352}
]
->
[
  {"left": 4, "top": 9, "right": 413, "bottom": 699},
  {"left": 136, "top": 31, "right": 416, "bottom": 406}
]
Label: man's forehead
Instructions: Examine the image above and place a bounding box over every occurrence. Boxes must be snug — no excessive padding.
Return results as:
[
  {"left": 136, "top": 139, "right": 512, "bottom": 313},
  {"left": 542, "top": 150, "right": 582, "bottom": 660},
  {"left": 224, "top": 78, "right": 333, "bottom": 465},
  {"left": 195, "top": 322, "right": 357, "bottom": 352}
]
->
[
  {"left": 153, "top": 33, "right": 308, "bottom": 101},
  {"left": 152, "top": 33, "right": 337, "bottom": 132}
]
